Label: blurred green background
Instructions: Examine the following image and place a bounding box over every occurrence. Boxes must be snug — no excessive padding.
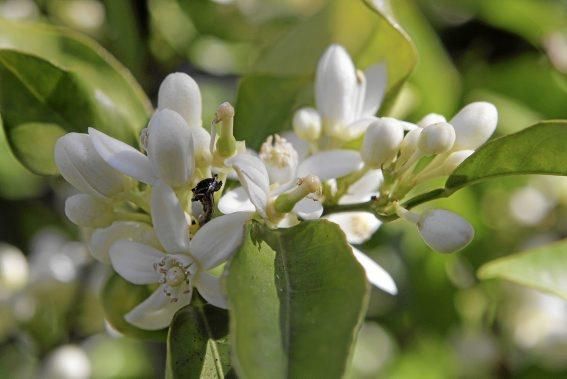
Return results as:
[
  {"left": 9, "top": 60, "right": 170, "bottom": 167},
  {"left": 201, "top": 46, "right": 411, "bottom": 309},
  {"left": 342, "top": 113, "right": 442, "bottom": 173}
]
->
[{"left": 0, "top": 0, "right": 566, "bottom": 378}]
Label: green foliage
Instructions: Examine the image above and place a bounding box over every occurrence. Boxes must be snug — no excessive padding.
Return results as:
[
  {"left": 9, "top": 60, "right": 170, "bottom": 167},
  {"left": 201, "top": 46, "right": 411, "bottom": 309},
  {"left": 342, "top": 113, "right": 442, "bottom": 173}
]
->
[
  {"left": 479, "top": 239, "right": 567, "bottom": 300},
  {"left": 0, "top": 19, "right": 151, "bottom": 175},
  {"left": 234, "top": 0, "right": 417, "bottom": 148},
  {"left": 447, "top": 120, "right": 567, "bottom": 190},
  {"left": 226, "top": 220, "right": 369, "bottom": 379},
  {"left": 166, "top": 299, "right": 232, "bottom": 379},
  {"left": 101, "top": 274, "right": 166, "bottom": 341}
]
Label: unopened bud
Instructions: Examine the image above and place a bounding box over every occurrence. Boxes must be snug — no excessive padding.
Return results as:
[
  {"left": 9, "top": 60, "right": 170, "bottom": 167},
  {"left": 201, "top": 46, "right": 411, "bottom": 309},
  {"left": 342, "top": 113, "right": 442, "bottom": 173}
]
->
[
  {"left": 55, "top": 133, "right": 132, "bottom": 198},
  {"left": 0, "top": 244, "right": 29, "bottom": 297},
  {"left": 293, "top": 107, "right": 321, "bottom": 141},
  {"left": 441, "top": 150, "right": 474, "bottom": 175},
  {"left": 417, "top": 209, "right": 474, "bottom": 253},
  {"left": 65, "top": 194, "right": 114, "bottom": 228},
  {"left": 361, "top": 118, "right": 404, "bottom": 168},
  {"left": 274, "top": 175, "right": 322, "bottom": 214},
  {"left": 418, "top": 113, "right": 446, "bottom": 128},
  {"left": 398, "top": 128, "right": 422, "bottom": 164},
  {"left": 418, "top": 122, "right": 456, "bottom": 155},
  {"left": 215, "top": 102, "right": 237, "bottom": 158},
  {"left": 450, "top": 102, "right": 498, "bottom": 150},
  {"left": 157, "top": 72, "right": 202, "bottom": 128}
]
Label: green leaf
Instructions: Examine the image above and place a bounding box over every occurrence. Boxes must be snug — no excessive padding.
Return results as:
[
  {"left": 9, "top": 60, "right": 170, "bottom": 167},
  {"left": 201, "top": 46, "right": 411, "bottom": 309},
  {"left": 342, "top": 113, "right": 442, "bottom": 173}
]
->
[
  {"left": 227, "top": 220, "right": 369, "bottom": 379},
  {"left": 0, "top": 19, "right": 151, "bottom": 175},
  {"left": 234, "top": 0, "right": 417, "bottom": 148},
  {"left": 478, "top": 239, "right": 567, "bottom": 300},
  {"left": 166, "top": 298, "right": 232, "bottom": 379},
  {"left": 446, "top": 120, "right": 567, "bottom": 190},
  {"left": 101, "top": 274, "right": 166, "bottom": 341}
]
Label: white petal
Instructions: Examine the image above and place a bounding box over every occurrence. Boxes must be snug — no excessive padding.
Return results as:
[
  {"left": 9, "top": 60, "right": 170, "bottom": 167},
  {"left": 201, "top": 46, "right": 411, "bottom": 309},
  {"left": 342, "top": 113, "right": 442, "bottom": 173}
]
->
[
  {"left": 65, "top": 194, "right": 113, "bottom": 228},
  {"left": 315, "top": 44, "right": 357, "bottom": 124},
  {"left": 450, "top": 102, "right": 498, "bottom": 150},
  {"left": 281, "top": 131, "right": 309, "bottom": 161},
  {"left": 89, "top": 221, "right": 160, "bottom": 264},
  {"left": 297, "top": 150, "right": 363, "bottom": 181},
  {"left": 151, "top": 181, "right": 190, "bottom": 254},
  {"left": 226, "top": 154, "right": 270, "bottom": 216},
  {"left": 88, "top": 128, "right": 156, "bottom": 184},
  {"left": 293, "top": 198, "right": 323, "bottom": 220},
  {"left": 147, "top": 109, "right": 194, "bottom": 187},
  {"left": 362, "top": 63, "right": 387, "bottom": 117},
  {"left": 195, "top": 272, "right": 227, "bottom": 309},
  {"left": 109, "top": 240, "right": 163, "bottom": 284},
  {"left": 339, "top": 169, "right": 383, "bottom": 205},
  {"left": 157, "top": 72, "right": 202, "bottom": 129},
  {"left": 125, "top": 286, "right": 191, "bottom": 330},
  {"left": 325, "top": 212, "right": 381, "bottom": 245},
  {"left": 352, "top": 247, "right": 397, "bottom": 295},
  {"left": 218, "top": 187, "right": 255, "bottom": 214},
  {"left": 190, "top": 212, "right": 252, "bottom": 270}
]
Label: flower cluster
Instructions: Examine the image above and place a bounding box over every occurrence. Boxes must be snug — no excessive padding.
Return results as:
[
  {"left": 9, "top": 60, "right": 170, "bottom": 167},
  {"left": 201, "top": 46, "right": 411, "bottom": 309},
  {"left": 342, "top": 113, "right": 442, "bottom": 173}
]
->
[{"left": 54, "top": 44, "right": 498, "bottom": 330}]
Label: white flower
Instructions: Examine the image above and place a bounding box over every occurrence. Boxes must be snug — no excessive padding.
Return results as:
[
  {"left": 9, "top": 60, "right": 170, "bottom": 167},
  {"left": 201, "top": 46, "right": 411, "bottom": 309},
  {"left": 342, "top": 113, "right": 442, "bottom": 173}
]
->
[
  {"left": 88, "top": 109, "right": 195, "bottom": 188},
  {"left": 54, "top": 133, "right": 133, "bottom": 198},
  {"left": 295, "top": 44, "right": 387, "bottom": 142},
  {"left": 109, "top": 181, "right": 251, "bottom": 330},
  {"left": 219, "top": 141, "right": 363, "bottom": 221},
  {"left": 450, "top": 102, "right": 498, "bottom": 150}
]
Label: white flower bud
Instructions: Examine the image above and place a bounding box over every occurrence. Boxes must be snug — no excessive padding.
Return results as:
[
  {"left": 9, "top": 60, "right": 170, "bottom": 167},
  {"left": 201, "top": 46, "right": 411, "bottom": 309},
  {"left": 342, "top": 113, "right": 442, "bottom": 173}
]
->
[
  {"left": 361, "top": 118, "right": 404, "bottom": 168},
  {"left": 55, "top": 133, "right": 132, "bottom": 198},
  {"left": 418, "top": 122, "right": 456, "bottom": 155},
  {"left": 418, "top": 113, "right": 446, "bottom": 128},
  {"left": 259, "top": 135, "right": 299, "bottom": 185},
  {"left": 450, "top": 102, "right": 498, "bottom": 150},
  {"left": 441, "top": 150, "right": 474, "bottom": 175},
  {"left": 88, "top": 221, "right": 159, "bottom": 264},
  {"left": 0, "top": 244, "right": 29, "bottom": 298},
  {"left": 157, "top": 72, "right": 202, "bottom": 129},
  {"left": 293, "top": 107, "right": 322, "bottom": 141},
  {"left": 417, "top": 209, "right": 474, "bottom": 253},
  {"left": 65, "top": 194, "right": 114, "bottom": 228},
  {"left": 398, "top": 128, "right": 422, "bottom": 164},
  {"left": 146, "top": 109, "right": 194, "bottom": 187}
]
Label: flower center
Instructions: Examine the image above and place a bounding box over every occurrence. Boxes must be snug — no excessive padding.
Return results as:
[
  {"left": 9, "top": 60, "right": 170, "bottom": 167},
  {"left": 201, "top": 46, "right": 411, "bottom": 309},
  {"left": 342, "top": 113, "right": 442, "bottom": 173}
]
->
[
  {"left": 350, "top": 214, "right": 373, "bottom": 239},
  {"left": 259, "top": 135, "right": 298, "bottom": 169},
  {"left": 154, "top": 256, "right": 193, "bottom": 303}
]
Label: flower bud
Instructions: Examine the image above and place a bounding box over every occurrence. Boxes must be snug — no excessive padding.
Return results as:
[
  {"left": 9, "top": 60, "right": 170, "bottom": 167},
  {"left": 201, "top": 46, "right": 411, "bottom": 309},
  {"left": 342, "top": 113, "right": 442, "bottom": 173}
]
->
[
  {"left": 417, "top": 209, "right": 474, "bottom": 253},
  {"left": 65, "top": 194, "right": 114, "bottom": 228},
  {"left": 157, "top": 72, "right": 202, "bottom": 129},
  {"left": 55, "top": 133, "right": 132, "bottom": 198},
  {"left": 398, "top": 128, "right": 422, "bottom": 164},
  {"left": 361, "top": 118, "right": 404, "bottom": 168},
  {"left": 441, "top": 150, "right": 474, "bottom": 175},
  {"left": 293, "top": 107, "right": 322, "bottom": 141},
  {"left": 418, "top": 113, "right": 446, "bottom": 128},
  {"left": 146, "top": 109, "right": 194, "bottom": 187},
  {"left": 418, "top": 122, "right": 456, "bottom": 155},
  {"left": 259, "top": 135, "right": 299, "bottom": 185},
  {"left": 450, "top": 102, "right": 498, "bottom": 150},
  {"left": 88, "top": 221, "right": 159, "bottom": 264}
]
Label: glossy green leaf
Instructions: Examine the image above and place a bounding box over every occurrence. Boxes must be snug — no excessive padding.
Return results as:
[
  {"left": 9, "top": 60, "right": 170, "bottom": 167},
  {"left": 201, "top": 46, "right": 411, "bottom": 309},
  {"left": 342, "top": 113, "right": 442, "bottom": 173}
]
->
[
  {"left": 235, "top": 0, "right": 417, "bottom": 148},
  {"left": 166, "top": 298, "right": 232, "bottom": 379},
  {"left": 446, "top": 120, "right": 567, "bottom": 190},
  {"left": 0, "top": 19, "right": 151, "bottom": 175},
  {"left": 101, "top": 274, "right": 166, "bottom": 341},
  {"left": 227, "top": 220, "right": 369, "bottom": 379},
  {"left": 478, "top": 239, "right": 567, "bottom": 300}
]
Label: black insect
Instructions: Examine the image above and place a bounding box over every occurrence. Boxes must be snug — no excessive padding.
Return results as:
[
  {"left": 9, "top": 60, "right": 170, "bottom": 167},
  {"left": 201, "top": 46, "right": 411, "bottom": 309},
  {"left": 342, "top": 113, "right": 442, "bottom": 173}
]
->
[{"left": 191, "top": 174, "right": 223, "bottom": 226}]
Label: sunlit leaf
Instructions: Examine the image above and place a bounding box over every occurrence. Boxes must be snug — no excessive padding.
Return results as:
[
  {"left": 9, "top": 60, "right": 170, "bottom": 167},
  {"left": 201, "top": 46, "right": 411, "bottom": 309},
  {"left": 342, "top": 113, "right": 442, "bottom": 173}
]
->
[
  {"left": 478, "top": 239, "right": 567, "bottom": 300},
  {"left": 0, "top": 19, "right": 151, "bottom": 175},
  {"left": 234, "top": 0, "right": 417, "bottom": 148},
  {"left": 227, "top": 220, "right": 369, "bottom": 379},
  {"left": 166, "top": 298, "right": 232, "bottom": 379}
]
